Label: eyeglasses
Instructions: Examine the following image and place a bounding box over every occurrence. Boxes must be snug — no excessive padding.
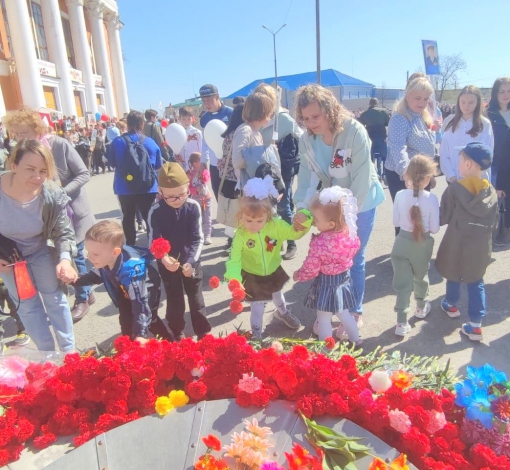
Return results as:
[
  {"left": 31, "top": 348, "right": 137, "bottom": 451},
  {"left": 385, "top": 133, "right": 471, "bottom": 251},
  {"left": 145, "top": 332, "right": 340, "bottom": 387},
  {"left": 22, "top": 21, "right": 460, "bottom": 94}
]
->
[{"left": 159, "top": 191, "right": 189, "bottom": 202}]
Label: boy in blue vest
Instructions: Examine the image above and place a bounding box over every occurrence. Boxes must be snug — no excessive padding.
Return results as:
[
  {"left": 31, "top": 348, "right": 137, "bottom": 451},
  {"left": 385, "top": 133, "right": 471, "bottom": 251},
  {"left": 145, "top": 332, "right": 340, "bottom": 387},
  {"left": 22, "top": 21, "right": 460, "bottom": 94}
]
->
[{"left": 70, "top": 220, "right": 173, "bottom": 343}]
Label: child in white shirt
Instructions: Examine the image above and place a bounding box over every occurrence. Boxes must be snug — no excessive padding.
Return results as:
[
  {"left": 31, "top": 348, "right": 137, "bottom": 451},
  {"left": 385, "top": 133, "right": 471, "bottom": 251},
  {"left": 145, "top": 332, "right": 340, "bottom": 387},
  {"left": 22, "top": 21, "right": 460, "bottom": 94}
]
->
[
  {"left": 177, "top": 106, "right": 202, "bottom": 170},
  {"left": 391, "top": 155, "right": 440, "bottom": 336}
]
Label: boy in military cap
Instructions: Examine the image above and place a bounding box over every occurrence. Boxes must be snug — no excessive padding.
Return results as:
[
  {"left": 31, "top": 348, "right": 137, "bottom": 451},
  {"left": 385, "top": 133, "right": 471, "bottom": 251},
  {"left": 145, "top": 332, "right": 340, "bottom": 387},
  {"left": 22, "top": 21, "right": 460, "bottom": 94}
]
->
[{"left": 148, "top": 162, "right": 212, "bottom": 340}]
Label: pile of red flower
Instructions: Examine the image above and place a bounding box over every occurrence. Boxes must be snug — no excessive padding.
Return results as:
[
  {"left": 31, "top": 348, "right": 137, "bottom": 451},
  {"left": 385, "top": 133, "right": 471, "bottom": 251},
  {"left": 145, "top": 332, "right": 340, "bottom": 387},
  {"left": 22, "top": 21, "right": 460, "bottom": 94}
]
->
[{"left": 0, "top": 334, "right": 509, "bottom": 469}]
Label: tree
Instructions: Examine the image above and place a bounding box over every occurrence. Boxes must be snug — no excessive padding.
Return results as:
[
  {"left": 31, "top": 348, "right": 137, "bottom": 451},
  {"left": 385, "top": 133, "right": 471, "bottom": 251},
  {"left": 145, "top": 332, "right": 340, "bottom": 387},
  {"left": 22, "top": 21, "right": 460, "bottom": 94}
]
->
[
  {"left": 437, "top": 53, "right": 467, "bottom": 101},
  {"left": 379, "top": 82, "right": 389, "bottom": 107}
]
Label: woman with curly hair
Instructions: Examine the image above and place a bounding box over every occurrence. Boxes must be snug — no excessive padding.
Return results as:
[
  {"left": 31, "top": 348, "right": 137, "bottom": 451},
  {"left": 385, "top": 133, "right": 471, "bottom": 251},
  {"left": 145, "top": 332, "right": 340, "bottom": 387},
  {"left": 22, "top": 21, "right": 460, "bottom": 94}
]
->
[{"left": 293, "top": 84, "right": 384, "bottom": 328}]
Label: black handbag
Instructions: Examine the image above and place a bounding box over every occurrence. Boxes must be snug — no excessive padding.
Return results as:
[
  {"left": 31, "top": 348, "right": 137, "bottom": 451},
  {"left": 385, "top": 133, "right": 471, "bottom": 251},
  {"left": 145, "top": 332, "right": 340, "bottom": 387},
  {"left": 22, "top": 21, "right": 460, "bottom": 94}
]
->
[
  {"left": 0, "top": 232, "right": 23, "bottom": 264},
  {"left": 220, "top": 179, "right": 240, "bottom": 200}
]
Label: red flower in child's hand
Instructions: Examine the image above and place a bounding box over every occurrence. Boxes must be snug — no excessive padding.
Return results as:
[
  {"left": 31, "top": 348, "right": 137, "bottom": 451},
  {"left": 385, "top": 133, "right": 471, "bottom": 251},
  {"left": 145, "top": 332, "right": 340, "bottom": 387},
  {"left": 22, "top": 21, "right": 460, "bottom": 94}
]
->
[
  {"left": 150, "top": 238, "right": 171, "bottom": 259},
  {"left": 228, "top": 279, "right": 242, "bottom": 292},
  {"left": 202, "top": 434, "right": 222, "bottom": 451},
  {"left": 324, "top": 337, "right": 335, "bottom": 350},
  {"left": 232, "top": 288, "right": 246, "bottom": 302},
  {"left": 230, "top": 300, "right": 244, "bottom": 314},
  {"left": 208, "top": 276, "right": 221, "bottom": 289}
]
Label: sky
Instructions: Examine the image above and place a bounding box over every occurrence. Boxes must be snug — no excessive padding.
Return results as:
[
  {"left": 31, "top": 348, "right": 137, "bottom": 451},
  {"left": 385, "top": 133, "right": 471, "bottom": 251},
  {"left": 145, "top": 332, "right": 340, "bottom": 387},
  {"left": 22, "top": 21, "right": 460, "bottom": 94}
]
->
[{"left": 118, "top": 0, "right": 510, "bottom": 111}]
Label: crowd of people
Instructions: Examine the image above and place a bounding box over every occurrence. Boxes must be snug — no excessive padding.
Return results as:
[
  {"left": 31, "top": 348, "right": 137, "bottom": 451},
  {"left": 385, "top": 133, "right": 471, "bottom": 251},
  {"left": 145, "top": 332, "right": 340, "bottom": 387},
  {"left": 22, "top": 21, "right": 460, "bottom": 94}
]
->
[{"left": 0, "top": 74, "right": 509, "bottom": 355}]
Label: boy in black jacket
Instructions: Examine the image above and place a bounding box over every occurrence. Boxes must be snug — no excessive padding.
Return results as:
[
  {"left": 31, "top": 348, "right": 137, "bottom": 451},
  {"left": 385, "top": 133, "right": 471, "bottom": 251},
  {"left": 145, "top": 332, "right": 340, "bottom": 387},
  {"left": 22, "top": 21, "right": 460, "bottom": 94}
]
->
[
  {"left": 148, "top": 162, "right": 212, "bottom": 340},
  {"left": 70, "top": 220, "right": 173, "bottom": 343}
]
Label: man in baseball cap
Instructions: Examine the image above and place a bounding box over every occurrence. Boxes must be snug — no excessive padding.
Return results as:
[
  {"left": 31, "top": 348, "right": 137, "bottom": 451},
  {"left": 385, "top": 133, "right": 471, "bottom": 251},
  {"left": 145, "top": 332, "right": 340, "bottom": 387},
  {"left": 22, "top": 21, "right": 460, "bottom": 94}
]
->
[{"left": 199, "top": 84, "right": 233, "bottom": 202}]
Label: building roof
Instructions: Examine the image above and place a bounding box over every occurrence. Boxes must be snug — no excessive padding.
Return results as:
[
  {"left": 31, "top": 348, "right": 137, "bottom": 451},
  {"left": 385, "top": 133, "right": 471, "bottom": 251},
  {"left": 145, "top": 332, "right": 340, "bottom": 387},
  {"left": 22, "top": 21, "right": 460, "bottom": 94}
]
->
[{"left": 226, "top": 69, "right": 375, "bottom": 98}]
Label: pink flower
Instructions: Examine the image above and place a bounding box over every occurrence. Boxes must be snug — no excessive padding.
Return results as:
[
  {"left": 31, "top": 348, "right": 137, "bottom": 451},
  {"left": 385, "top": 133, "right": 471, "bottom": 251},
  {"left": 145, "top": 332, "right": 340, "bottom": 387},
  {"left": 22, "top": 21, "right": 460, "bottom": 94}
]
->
[
  {"left": 461, "top": 417, "right": 487, "bottom": 445},
  {"left": 492, "top": 431, "right": 510, "bottom": 457},
  {"left": 426, "top": 410, "right": 447, "bottom": 434},
  {"left": 389, "top": 409, "right": 411, "bottom": 434},
  {"left": 271, "top": 341, "right": 283, "bottom": 353},
  {"left": 238, "top": 373, "right": 262, "bottom": 394}
]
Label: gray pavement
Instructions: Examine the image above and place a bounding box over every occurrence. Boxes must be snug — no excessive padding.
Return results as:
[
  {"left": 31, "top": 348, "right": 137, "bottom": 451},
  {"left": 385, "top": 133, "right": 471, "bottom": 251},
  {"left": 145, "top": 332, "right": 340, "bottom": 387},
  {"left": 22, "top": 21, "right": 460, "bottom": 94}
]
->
[{"left": 3, "top": 172, "right": 510, "bottom": 377}]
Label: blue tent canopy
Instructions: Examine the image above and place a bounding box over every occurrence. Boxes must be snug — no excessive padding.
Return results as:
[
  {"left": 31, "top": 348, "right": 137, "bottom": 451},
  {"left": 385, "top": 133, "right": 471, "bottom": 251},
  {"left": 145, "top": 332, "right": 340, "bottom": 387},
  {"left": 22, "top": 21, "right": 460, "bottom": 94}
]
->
[{"left": 226, "top": 69, "right": 375, "bottom": 98}]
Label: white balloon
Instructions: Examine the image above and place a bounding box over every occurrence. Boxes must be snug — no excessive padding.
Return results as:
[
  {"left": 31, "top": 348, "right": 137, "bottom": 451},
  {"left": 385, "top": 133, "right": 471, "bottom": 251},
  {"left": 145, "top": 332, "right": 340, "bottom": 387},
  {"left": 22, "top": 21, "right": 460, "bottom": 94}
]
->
[
  {"left": 165, "top": 123, "right": 187, "bottom": 153},
  {"left": 97, "top": 105, "right": 107, "bottom": 115},
  {"left": 204, "top": 120, "right": 227, "bottom": 159}
]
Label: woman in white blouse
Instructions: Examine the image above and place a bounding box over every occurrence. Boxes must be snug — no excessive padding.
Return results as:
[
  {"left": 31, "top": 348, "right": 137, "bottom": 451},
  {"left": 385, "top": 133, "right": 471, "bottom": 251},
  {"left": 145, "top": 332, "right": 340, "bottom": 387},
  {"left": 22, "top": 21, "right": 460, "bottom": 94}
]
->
[{"left": 440, "top": 85, "right": 494, "bottom": 182}]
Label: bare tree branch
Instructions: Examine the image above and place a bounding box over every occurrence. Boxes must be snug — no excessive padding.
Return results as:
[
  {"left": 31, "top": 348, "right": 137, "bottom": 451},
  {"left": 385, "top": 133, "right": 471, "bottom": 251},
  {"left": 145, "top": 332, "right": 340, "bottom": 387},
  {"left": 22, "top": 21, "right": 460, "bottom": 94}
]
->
[{"left": 437, "top": 54, "right": 467, "bottom": 101}]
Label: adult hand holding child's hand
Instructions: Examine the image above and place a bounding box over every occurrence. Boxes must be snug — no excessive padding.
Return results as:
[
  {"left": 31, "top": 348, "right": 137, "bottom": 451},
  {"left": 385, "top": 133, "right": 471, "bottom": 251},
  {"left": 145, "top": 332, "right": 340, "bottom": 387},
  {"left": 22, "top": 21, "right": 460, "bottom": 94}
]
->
[
  {"left": 57, "top": 259, "right": 78, "bottom": 284},
  {"left": 162, "top": 255, "right": 180, "bottom": 272},
  {"left": 293, "top": 212, "right": 308, "bottom": 231}
]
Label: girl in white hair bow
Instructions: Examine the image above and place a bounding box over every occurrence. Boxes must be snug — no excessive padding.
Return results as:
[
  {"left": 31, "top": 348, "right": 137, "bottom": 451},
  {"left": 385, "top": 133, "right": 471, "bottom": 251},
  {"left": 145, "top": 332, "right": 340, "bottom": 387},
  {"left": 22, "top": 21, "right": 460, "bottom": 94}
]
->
[
  {"left": 293, "top": 186, "right": 362, "bottom": 345},
  {"left": 225, "top": 176, "right": 312, "bottom": 339}
]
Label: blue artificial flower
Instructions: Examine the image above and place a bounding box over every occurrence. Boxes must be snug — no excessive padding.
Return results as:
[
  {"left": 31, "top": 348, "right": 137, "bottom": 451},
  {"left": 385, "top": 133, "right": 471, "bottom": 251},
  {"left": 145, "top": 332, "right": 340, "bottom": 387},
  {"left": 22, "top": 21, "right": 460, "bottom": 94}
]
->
[
  {"left": 466, "top": 387, "right": 494, "bottom": 429},
  {"left": 467, "top": 364, "right": 507, "bottom": 390},
  {"left": 455, "top": 379, "right": 476, "bottom": 407}
]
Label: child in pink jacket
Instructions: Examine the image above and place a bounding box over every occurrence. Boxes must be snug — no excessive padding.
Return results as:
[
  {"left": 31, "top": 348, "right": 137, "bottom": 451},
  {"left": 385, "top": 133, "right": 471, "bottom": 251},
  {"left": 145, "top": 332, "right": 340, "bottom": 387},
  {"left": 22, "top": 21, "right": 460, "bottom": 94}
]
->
[
  {"left": 293, "top": 187, "right": 362, "bottom": 344},
  {"left": 187, "top": 152, "right": 212, "bottom": 245}
]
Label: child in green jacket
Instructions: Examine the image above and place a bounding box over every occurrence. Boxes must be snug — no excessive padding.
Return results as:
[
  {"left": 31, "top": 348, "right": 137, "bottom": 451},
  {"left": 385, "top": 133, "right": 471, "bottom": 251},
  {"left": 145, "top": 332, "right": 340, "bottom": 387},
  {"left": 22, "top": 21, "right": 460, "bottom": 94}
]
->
[{"left": 225, "top": 176, "right": 312, "bottom": 339}]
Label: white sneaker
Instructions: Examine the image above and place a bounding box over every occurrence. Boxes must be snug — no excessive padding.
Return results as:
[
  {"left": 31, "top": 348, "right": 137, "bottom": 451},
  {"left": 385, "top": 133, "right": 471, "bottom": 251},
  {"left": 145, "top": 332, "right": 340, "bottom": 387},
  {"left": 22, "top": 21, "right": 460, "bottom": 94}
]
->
[
  {"left": 395, "top": 323, "right": 411, "bottom": 336},
  {"left": 414, "top": 302, "right": 431, "bottom": 319},
  {"left": 204, "top": 237, "right": 212, "bottom": 245}
]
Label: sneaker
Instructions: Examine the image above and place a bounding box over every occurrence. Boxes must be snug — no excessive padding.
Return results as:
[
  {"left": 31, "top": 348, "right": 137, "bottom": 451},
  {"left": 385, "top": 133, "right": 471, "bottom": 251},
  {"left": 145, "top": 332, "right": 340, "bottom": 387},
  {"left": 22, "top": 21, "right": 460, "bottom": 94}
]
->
[
  {"left": 274, "top": 308, "right": 301, "bottom": 329},
  {"left": 441, "top": 298, "right": 460, "bottom": 318},
  {"left": 137, "top": 222, "right": 144, "bottom": 232},
  {"left": 461, "top": 323, "right": 483, "bottom": 341},
  {"left": 222, "top": 238, "right": 232, "bottom": 257},
  {"left": 204, "top": 236, "right": 212, "bottom": 245},
  {"left": 172, "top": 331, "right": 185, "bottom": 341},
  {"left": 282, "top": 244, "right": 297, "bottom": 261},
  {"left": 493, "top": 237, "right": 509, "bottom": 247},
  {"left": 395, "top": 323, "right": 411, "bottom": 336},
  {"left": 414, "top": 302, "right": 431, "bottom": 319},
  {"left": 13, "top": 332, "right": 30, "bottom": 347},
  {"left": 335, "top": 324, "right": 348, "bottom": 340}
]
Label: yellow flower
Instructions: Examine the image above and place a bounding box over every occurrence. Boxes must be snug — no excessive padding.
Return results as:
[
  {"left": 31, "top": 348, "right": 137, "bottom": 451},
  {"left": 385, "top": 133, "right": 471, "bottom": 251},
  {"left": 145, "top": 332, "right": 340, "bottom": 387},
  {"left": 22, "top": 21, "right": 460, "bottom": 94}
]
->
[
  {"left": 155, "top": 396, "right": 174, "bottom": 416},
  {"left": 168, "top": 389, "right": 190, "bottom": 408},
  {"left": 391, "top": 370, "right": 414, "bottom": 390}
]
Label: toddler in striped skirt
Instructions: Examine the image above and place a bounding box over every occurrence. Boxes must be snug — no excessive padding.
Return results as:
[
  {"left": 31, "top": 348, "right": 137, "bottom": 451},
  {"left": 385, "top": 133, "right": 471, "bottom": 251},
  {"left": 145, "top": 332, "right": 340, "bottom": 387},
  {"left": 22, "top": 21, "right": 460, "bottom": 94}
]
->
[{"left": 293, "top": 186, "right": 362, "bottom": 345}]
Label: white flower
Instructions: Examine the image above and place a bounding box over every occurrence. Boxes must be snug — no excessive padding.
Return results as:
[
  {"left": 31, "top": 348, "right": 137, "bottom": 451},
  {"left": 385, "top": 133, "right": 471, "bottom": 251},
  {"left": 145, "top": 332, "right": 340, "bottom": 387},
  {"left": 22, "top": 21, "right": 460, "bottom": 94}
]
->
[
  {"left": 191, "top": 366, "right": 204, "bottom": 378},
  {"left": 271, "top": 341, "right": 283, "bottom": 353},
  {"left": 368, "top": 370, "right": 392, "bottom": 393}
]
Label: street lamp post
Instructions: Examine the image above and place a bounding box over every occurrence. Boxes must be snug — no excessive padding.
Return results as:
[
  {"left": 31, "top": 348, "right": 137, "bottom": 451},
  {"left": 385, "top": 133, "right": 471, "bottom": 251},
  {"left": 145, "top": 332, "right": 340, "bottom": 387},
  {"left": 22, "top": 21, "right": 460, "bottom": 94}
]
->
[
  {"left": 316, "top": 0, "right": 321, "bottom": 84},
  {"left": 262, "top": 23, "right": 286, "bottom": 141}
]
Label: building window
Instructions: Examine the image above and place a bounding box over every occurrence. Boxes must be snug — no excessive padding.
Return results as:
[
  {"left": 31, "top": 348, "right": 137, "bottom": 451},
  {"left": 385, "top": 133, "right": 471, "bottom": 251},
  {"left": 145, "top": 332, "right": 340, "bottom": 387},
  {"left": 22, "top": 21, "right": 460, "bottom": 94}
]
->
[
  {"left": 61, "top": 18, "right": 76, "bottom": 69},
  {"left": 74, "top": 91, "right": 83, "bottom": 117},
  {"left": 30, "top": 2, "right": 49, "bottom": 61},
  {"left": 0, "top": 0, "right": 13, "bottom": 57},
  {"left": 43, "top": 86, "right": 57, "bottom": 110}
]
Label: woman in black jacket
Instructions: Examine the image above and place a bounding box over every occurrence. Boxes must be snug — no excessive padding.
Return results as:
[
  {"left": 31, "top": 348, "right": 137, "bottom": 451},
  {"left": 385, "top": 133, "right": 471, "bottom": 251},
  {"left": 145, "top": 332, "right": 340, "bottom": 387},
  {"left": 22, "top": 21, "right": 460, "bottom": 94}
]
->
[{"left": 487, "top": 77, "right": 510, "bottom": 186}]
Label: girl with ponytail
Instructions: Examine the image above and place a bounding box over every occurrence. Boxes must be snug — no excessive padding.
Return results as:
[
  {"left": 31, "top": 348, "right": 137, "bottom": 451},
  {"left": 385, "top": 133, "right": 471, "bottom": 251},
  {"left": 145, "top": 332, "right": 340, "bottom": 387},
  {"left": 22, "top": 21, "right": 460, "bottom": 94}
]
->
[{"left": 390, "top": 155, "right": 440, "bottom": 337}]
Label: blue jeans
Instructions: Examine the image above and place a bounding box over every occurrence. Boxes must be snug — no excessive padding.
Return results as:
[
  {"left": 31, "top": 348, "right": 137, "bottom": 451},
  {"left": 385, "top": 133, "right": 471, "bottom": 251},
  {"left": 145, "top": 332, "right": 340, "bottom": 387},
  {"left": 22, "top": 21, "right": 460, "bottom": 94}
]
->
[
  {"left": 1, "top": 246, "right": 75, "bottom": 352},
  {"left": 277, "top": 176, "right": 296, "bottom": 247},
  {"left": 74, "top": 241, "right": 90, "bottom": 303},
  {"left": 370, "top": 138, "right": 387, "bottom": 178},
  {"left": 350, "top": 207, "right": 376, "bottom": 314},
  {"left": 445, "top": 279, "right": 486, "bottom": 324}
]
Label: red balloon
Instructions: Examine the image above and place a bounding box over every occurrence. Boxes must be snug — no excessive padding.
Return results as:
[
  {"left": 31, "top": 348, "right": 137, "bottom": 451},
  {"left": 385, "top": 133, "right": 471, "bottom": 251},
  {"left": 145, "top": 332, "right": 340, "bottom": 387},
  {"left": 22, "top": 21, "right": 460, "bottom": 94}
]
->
[
  {"left": 100, "top": 114, "right": 109, "bottom": 122},
  {"left": 161, "top": 119, "right": 169, "bottom": 128}
]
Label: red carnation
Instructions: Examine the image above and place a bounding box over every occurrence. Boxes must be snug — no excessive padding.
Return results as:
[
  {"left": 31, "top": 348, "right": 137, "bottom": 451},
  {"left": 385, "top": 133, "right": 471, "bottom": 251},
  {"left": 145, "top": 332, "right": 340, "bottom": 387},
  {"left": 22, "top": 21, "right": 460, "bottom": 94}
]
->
[
  {"left": 186, "top": 381, "right": 208, "bottom": 401},
  {"left": 208, "top": 276, "right": 221, "bottom": 289},
  {"left": 202, "top": 434, "right": 222, "bottom": 451},
  {"left": 230, "top": 300, "right": 244, "bottom": 314},
  {"left": 150, "top": 237, "right": 171, "bottom": 259},
  {"left": 231, "top": 288, "right": 246, "bottom": 302},
  {"left": 324, "top": 337, "right": 335, "bottom": 350},
  {"left": 33, "top": 432, "right": 57, "bottom": 450},
  {"left": 228, "top": 279, "right": 242, "bottom": 292}
]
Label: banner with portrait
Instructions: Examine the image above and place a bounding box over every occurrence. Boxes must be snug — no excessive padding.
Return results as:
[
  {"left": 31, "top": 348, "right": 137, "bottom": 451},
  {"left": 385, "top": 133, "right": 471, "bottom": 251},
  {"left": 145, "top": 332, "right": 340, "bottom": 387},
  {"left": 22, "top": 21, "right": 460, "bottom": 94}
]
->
[{"left": 422, "top": 40, "right": 440, "bottom": 76}]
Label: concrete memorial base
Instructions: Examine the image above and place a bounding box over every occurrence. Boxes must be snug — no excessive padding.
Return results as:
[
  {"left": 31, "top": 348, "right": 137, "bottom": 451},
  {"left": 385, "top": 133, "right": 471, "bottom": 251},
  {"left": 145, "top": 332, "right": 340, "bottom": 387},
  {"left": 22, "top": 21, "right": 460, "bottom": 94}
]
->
[{"left": 4, "top": 399, "right": 417, "bottom": 470}]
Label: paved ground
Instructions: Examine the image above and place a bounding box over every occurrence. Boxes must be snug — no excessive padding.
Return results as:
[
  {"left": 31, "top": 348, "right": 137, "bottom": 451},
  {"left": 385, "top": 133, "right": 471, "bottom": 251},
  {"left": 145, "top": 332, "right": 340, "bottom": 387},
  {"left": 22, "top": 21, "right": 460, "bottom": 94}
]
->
[{"left": 3, "top": 172, "right": 510, "bottom": 377}]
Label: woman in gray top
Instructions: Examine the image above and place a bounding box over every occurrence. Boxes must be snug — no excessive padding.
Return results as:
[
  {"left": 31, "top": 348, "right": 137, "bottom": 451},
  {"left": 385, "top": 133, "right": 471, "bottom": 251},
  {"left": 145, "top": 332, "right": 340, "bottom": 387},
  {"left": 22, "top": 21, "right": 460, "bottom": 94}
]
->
[
  {"left": 4, "top": 109, "right": 95, "bottom": 322},
  {"left": 0, "top": 140, "right": 77, "bottom": 352}
]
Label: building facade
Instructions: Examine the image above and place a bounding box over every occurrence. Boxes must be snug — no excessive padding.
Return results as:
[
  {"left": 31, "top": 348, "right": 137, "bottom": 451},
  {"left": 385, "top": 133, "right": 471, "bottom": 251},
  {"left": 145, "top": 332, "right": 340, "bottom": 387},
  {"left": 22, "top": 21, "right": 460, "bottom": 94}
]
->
[{"left": 0, "top": 0, "right": 129, "bottom": 119}]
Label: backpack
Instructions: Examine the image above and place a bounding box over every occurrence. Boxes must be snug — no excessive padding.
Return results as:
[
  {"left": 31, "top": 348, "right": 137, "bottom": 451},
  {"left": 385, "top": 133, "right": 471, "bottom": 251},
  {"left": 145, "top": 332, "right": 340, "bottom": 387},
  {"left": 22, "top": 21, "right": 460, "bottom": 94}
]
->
[
  {"left": 117, "top": 135, "right": 156, "bottom": 193},
  {"left": 276, "top": 133, "right": 300, "bottom": 179},
  {"left": 241, "top": 144, "right": 285, "bottom": 194}
]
